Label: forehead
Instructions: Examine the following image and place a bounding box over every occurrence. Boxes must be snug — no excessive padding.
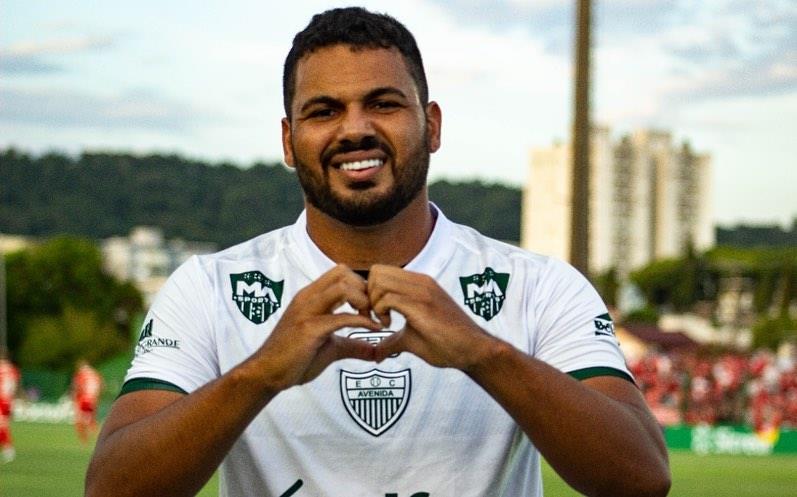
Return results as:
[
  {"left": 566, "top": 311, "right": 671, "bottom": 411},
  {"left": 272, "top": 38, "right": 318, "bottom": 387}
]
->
[{"left": 292, "top": 44, "right": 419, "bottom": 107}]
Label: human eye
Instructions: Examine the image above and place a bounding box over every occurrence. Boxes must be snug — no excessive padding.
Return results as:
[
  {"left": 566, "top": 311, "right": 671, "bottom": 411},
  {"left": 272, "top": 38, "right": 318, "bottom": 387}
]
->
[
  {"left": 371, "top": 99, "right": 403, "bottom": 112},
  {"left": 305, "top": 107, "right": 336, "bottom": 119}
]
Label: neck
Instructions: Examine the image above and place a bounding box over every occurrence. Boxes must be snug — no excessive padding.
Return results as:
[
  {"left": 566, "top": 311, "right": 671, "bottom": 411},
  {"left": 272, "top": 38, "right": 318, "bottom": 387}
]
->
[{"left": 305, "top": 193, "right": 434, "bottom": 270}]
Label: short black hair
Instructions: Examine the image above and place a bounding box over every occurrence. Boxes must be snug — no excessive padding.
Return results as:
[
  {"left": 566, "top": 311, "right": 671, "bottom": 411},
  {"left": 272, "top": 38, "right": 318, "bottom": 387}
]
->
[{"left": 283, "top": 7, "right": 428, "bottom": 118}]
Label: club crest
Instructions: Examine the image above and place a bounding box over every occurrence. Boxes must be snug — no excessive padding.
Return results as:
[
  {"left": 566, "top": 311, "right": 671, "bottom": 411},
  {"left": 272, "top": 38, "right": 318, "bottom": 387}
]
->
[
  {"left": 340, "top": 369, "right": 411, "bottom": 437},
  {"left": 229, "top": 271, "right": 284, "bottom": 324},
  {"left": 459, "top": 267, "right": 510, "bottom": 321}
]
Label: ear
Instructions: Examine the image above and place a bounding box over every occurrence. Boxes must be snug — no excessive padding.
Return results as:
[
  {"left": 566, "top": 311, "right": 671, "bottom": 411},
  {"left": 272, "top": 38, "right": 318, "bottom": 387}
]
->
[
  {"left": 425, "top": 101, "right": 442, "bottom": 153},
  {"left": 281, "top": 117, "right": 295, "bottom": 168}
]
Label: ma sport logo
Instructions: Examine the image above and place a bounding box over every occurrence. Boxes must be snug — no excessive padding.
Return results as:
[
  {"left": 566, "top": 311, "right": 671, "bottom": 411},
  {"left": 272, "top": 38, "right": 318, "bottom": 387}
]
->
[
  {"left": 230, "top": 271, "right": 284, "bottom": 324},
  {"left": 459, "top": 267, "right": 510, "bottom": 321},
  {"left": 341, "top": 369, "right": 411, "bottom": 437}
]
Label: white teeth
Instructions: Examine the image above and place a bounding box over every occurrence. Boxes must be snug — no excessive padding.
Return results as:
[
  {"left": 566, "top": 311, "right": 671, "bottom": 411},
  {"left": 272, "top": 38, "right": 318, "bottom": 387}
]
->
[{"left": 340, "top": 159, "right": 383, "bottom": 171}]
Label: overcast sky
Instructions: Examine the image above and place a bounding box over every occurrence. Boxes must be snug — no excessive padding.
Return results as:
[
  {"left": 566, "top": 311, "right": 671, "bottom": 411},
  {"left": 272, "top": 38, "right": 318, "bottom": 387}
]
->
[{"left": 1, "top": 0, "right": 795, "bottom": 227}]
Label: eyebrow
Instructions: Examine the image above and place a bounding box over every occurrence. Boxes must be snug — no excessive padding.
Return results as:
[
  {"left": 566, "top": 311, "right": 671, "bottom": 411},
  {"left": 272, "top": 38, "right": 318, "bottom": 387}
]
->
[
  {"left": 364, "top": 87, "right": 408, "bottom": 101},
  {"left": 298, "top": 86, "right": 409, "bottom": 114}
]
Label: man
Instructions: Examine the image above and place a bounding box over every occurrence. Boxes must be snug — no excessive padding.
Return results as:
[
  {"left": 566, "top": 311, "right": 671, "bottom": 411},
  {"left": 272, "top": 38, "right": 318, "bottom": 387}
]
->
[
  {"left": 0, "top": 353, "right": 19, "bottom": 463},
  {"left": 72, "top": 360, "right": 103, "bottom": 444},
  {"left": 87, "top": 7, "right": 670, "bottom": 497}
]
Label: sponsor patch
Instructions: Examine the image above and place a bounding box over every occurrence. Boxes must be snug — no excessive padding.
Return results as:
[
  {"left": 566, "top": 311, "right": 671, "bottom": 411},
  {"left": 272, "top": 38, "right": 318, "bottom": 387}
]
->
[
  {"left": 135, "top": 319, "right": 180, "bottom": 356},
  {"left": 594, "top": 312, "right": 615, "bottom": 337}
]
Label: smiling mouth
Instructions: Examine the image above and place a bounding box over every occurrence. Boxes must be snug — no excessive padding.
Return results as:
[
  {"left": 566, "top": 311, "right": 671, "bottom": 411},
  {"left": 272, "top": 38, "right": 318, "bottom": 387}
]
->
[{"left": 338, "top": 159, "right": 384, "bottom": 171}]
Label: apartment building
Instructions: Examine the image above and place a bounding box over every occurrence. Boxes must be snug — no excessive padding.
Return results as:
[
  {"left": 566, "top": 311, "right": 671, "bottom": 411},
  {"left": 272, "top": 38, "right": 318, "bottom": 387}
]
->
[
  {"left": 522, "top": 127, "right": 713, "bottom": 275},
  {"left": 102, "top": 226, "right": 216, "bottom": 304}
]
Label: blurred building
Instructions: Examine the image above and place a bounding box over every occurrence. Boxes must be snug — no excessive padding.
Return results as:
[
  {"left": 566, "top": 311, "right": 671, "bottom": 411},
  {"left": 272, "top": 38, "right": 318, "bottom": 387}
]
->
[
  {"left": 0, "top": 234, "right": 33, "bottom": 254},
  {"left": 522, "top": 127, "right": 713, "bottom": 275},
  {"left": 102, "top": 227, "right": 216, "bottom": 304}
]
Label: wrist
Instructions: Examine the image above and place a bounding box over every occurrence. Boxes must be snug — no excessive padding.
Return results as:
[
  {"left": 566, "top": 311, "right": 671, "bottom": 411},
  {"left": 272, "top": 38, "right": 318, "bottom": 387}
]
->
[
  {"left": 230, "top": 356, "right": 284, "bottom": 402},
  {"left": 462, "top": 333, "right": 514, "bottom": 375}
]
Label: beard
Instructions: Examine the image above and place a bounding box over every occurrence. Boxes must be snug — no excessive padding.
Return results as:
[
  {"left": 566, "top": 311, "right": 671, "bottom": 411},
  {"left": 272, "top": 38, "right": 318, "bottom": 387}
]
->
[{"left": 293, "top": 134, "right": 430, "bottom": 227}]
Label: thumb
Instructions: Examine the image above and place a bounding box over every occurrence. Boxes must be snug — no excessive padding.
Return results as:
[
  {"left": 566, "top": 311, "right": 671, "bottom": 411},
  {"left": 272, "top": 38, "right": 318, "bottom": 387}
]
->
[
  {"left": 374, "top": 328, "right": 410, "bottom": 362},
  {"left": 333, "top": 335, "right": 378, "bottom": 362}
]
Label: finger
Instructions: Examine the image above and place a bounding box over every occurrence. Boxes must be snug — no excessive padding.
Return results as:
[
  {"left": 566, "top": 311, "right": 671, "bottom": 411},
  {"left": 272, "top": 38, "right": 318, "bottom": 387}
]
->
[
  {"left": 311, "top": 335, "right": 376, "bottom": 372},
  {"left": 368, "top": 265, "right": 434, "bottom": 310},
  {"left": 301, "top": 335, "right": 374, "bottom": 383},
  {"left": 367, "top": 268, "right": 411, "bottom": 328},
  {"left": 368, "top": 264, "right": 418, "bottom": 294},
  {"left": 374, "top": 328, "right": 411, "bottom": 362},
  {"left": 306, "top": 313, "right": 382, "bottom": 341},
  {"left": 370, "top": 290, "right": 420, "bottom": 329},
  {"left": 302, "top": 336, "right": 377, "bottom": 383},
  {"left": 368, "top": 290, "right": 394, "bottom": 329},
  {"left": 331, "top": 335, "right": 378, "bottom": 362},
  {"left": 303, "top": 269, "right": 372, "bottom": 316}
]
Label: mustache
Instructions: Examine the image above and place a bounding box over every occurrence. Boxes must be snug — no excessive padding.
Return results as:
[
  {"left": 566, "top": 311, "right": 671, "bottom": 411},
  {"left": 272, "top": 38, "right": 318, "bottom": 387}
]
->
[{"left": 321, "top": 136, "right": 391, "bottom": 167}]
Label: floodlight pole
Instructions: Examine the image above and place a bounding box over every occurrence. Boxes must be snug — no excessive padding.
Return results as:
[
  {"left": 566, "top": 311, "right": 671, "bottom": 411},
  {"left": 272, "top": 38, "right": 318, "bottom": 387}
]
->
[{"left": 570, "top": 0, "right": 592, "bottom": 276}]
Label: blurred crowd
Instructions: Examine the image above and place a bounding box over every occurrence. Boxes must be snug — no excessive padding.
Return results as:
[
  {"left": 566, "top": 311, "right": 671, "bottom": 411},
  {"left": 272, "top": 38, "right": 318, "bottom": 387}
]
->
[{"left": 629, "top": 347, "right": 797, "bottom": 430}]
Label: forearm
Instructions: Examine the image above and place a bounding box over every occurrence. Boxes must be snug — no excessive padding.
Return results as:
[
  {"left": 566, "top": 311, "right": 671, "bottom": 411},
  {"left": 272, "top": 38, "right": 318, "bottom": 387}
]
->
[
  {"left": 86, "top": 266, "right": 380, "bottom": 497},
  {"left": 467, "top": 338, "right": 670, "bottom": 497},
  {"left": 86, "top": 359, "right": 277, "bottom": 497}
]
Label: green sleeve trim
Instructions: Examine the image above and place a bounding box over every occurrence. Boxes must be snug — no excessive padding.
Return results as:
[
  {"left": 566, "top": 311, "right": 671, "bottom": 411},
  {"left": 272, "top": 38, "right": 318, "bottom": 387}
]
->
[
  {"left": 568, "top": 366, "right": 635, "bottom": 385},
  {"left": 118, "top": 378, "right": 187, "bottom": 397}
]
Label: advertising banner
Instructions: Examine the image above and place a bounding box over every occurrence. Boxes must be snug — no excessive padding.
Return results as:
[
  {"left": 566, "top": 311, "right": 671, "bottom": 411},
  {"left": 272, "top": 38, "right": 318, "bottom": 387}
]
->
[{"left": 665, "top": 425, "right": 797, "bottom": 455}]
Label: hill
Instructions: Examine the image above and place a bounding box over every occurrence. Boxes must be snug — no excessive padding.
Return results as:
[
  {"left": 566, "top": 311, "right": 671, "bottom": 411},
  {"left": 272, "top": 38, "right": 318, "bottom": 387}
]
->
[{"left": 0, "top": 148, "right": 521, "bottom": 246}]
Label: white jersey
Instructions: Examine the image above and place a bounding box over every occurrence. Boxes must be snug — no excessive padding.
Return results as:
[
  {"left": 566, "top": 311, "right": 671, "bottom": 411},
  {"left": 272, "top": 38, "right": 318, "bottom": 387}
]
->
[{"left": 124, "top": 206, "right": 631, "bottom": 497}]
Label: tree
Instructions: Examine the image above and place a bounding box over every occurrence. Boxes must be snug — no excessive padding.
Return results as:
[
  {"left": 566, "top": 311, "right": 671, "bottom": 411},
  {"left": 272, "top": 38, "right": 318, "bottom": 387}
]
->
[
  {"left": 18, "top": 307, "right": 128, "bottom": 370},
  {"left": 629, "top": 258, "right": 688, "bottom": 311},
  {"left": 1, "top": 149, "right": 523, "bottom": 246},
  {"left": 593, "top": 267, "right": 620, "bottom": 308},
  {"left": 752, "top": 315, "right": 797, "bottom": 350},
  {"left": 5, "top": 236, "right": 143, "bottom": 370},
  {"left": 629, "top": 249, "right": 718, "bottom": 313},
  {"left": 428, "top": 179, "right": 521, "bottom": 242}
]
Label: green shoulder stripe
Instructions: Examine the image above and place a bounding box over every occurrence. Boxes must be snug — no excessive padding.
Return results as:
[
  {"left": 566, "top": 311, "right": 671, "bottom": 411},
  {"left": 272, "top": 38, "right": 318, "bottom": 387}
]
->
[
  {"left": 568, "top": 366, "right": 635, "bottom": 385},
  {"left": 118, "top": 378, "right": 187, "bottom": 398}
]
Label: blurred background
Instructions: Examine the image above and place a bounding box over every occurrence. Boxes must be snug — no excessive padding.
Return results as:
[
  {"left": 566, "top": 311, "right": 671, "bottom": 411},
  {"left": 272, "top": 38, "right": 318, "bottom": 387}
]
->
[{"left": 1, "top": 1, "right": 795, "bottom": 495}]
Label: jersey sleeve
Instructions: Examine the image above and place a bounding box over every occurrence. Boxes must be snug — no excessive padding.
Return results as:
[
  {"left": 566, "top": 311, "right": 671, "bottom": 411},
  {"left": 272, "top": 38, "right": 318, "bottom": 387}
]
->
[
  {"left": 530, "top": 258, "right": 632, "bottom": 382},
  {"left": 123, "top": 256, "right": 219, "bottom": 394}
]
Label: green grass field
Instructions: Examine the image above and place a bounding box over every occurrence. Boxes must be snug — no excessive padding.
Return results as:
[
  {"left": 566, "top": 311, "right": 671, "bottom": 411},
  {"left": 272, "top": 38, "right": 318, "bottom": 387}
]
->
[{"left": 2, "top": 421, "right": 796, "bottom": 496}]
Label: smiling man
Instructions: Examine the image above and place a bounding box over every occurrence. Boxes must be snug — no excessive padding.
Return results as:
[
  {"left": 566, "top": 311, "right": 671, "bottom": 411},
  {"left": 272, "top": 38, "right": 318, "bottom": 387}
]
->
[
  {"left": 286, "top": 44, "right": 436, "bottom": 230},
  {"left": 86, "top": 7, "right": 670, "bottom": 497}
]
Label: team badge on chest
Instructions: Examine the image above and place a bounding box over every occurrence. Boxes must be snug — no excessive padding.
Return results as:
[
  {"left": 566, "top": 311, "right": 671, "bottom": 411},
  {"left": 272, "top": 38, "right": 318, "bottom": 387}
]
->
[
  {"left": 340, "top": 369, "right": 411, "bottom": 437},
  {"left": 229, "top": 271, "right": 284, "bottom": 324},
  {"left": 459, "top": 267, "right": 510, "bottom": 321}
]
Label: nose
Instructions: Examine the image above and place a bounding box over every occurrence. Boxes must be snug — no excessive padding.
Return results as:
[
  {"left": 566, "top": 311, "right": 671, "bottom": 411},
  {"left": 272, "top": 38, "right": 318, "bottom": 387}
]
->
[{"left": 337, "top": 106, "right": 375, "bottom": 144}]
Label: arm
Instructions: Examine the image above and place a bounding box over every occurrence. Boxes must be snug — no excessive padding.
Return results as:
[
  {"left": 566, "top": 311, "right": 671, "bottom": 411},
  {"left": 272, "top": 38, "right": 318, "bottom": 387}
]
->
[
  {"left": 369, "top": 265, "right": 670, "bottom": 497},
  {"left": 468, "top": 343, "right": 670, "bottom": 497},
  {"left": 86, "top": 265, "right": 380, "bottom": 497},
  {"left": 86, "top": 369, "right": 275, "bottom": 497}
]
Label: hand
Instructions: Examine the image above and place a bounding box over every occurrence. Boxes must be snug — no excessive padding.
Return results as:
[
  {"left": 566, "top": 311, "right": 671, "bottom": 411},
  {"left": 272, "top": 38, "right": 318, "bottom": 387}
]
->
[
  {"left": 252, "top": 264, "right": 382, "bottom": 392},
  {"left": 367, "top": 265, "right": 495, "bottom": 370}
]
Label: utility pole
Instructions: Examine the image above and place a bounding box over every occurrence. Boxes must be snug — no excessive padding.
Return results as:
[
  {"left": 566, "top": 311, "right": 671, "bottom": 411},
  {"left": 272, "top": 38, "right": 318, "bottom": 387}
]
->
[{"left": 570, "top": 0, "right": 592, "bottom": 276}]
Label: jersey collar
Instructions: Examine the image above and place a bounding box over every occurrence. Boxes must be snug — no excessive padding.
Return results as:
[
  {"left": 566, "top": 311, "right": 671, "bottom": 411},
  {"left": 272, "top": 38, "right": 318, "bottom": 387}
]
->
[{"left": 288, "top": 203, "right": 456, "bottom": 281}]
